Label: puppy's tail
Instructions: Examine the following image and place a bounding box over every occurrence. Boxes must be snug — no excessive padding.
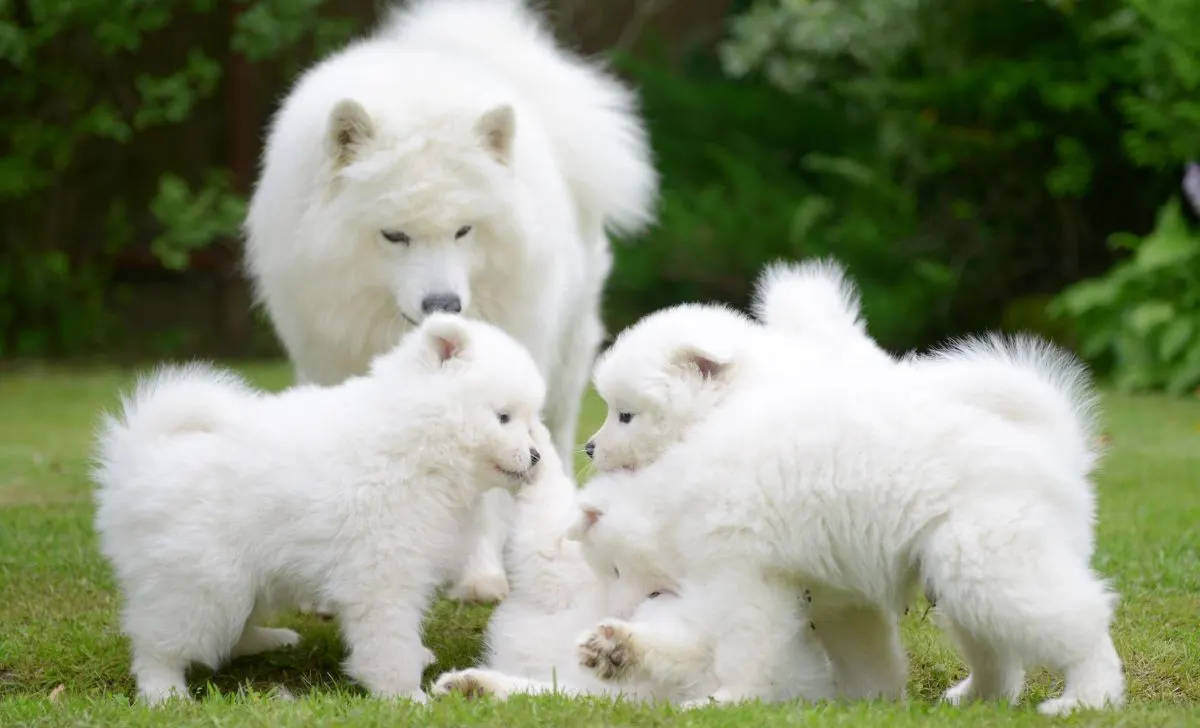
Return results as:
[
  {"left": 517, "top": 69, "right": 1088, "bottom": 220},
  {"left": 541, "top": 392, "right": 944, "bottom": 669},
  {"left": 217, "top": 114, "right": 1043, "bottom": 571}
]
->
[
  {"left": 915, "top": 334, "right": 1102, "bottom": 475},
  {"left": 752, "top": 258, "right": 891, "bottom": 363},
  {"left": 93, "top": 363, "right": 252, "bottom": 485}
]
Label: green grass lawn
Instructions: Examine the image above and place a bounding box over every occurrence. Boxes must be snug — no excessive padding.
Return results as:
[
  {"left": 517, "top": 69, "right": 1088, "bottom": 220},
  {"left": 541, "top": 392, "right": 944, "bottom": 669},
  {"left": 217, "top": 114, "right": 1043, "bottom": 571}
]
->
[{"left": 1, "top": 362, "right": 1198, "bottom": 727}]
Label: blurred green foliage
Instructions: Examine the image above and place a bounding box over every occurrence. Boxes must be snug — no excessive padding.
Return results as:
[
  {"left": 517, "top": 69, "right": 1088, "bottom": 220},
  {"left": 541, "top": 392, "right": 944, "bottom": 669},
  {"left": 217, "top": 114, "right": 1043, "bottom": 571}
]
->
[
  {"left": 714, "top": 0, "right": 1200, "bottom": 391},
  {"left": 0, "top": 0, "right": 354, "bottom": 356}
]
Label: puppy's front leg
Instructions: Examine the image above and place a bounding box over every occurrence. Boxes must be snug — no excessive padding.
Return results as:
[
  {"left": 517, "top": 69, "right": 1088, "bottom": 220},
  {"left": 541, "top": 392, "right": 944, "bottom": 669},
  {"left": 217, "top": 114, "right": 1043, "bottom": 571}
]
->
[
  {"left": 577, "top": 606, "right": 710, "bottom": 693},
  {"left": 339, "top": 598, "right": 429, "bottom": 702},
  {"left": 684, "top": 571, "right": 831, "bottom": 706}
]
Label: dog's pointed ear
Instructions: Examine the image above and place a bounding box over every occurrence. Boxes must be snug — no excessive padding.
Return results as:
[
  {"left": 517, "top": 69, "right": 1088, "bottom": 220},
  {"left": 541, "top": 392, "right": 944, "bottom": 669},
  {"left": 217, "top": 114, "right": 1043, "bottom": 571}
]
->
[
  {"left": 672, "top": 343, "right": 731, "bottom": 381},
  {"left": 476, "top": 104, "right": 515, "bottom": 164},
  {"left": 328, "top": 99, "right": 375, "bottom": 168},
  {"left": 422, "top": 314, "right": 470, "bottom": 365},
  {"left": 564, "top": 506, "right": 602, "bottom": 542}
]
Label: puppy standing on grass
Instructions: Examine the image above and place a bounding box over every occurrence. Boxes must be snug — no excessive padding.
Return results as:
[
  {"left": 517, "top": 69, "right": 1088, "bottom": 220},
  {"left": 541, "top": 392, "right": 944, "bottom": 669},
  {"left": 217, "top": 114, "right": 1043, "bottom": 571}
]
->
[
  {"left": 576, "top": 292, "right": 1124, "bottom": 714},
  {"left": 92, "top": 314, "right": 546, "bottom": 705}
]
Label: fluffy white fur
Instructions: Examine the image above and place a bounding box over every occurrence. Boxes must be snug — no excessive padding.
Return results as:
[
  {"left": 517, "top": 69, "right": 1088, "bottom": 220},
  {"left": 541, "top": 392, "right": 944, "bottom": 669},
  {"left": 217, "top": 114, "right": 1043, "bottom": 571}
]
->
[
  {"left": 243, "top": 0, "right": 657, "bottom": 602},
  {"left": 574, "top": 266, "right": 1123, "bottom": 714},
  {"left": 432, "top": 432, "right": 830, "bottom": 704},
  {"left": 752, "top": 258, "right": 895, "bottom": 368},
  {"left": 92, "top": 315, "right": 546, "bottom": 705}
]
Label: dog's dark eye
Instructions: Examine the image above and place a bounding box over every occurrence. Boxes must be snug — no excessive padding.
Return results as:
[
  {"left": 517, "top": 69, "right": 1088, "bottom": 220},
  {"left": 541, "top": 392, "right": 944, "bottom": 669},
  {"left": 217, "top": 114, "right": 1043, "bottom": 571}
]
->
[
  {"left": 617, "top": 412, "right": 633, "bottom": 424},
  {"left": 648, "top": 591, "right": 662, "bottom": 599},
  {"left": 381, "top": 230, "right": 410, "bottom": 244},
  {"left": 455, "top": 225, "right": 472, "bottom": 239},
  {"left": 497, "top": 412, "right": 510, "bottom": 424}
]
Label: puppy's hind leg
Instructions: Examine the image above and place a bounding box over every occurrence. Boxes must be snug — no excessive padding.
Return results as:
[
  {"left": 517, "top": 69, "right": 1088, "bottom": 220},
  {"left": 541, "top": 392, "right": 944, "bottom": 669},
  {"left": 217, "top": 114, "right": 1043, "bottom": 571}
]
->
[
  {"left": 921, "top": 512, "right": 1124, "bottom": 714},
  {"left": 230, "top": 626, "right": 301, "bottom": 659},
  {"left": 447, "top": 488, "right": 514, "bottom": 604},
  {"left": 813, "top": 603, "right": 907, "bottom": 701}
]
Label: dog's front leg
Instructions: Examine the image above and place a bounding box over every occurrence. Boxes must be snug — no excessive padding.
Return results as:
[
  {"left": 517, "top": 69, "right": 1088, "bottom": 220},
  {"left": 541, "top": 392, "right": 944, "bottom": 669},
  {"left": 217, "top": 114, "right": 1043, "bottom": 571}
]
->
[
  {"left": 682, "top": 571, "right": 832, "bottom": 707},
  {"left": 339, "top": 598, "right": 430, "bottom": 702},
  {"left": 447, "top": 488, "right": 514, "bottom": 603},
  {"left": 812, "top": 603, "right": 907, "bottom": 700}
]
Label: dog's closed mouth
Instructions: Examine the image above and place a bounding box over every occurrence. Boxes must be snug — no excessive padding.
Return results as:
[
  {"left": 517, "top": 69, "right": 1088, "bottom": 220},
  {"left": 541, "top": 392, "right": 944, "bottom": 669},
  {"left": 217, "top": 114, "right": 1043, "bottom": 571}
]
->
[{"left": 495, "top": 465, "right": 532, "bottom": 482}]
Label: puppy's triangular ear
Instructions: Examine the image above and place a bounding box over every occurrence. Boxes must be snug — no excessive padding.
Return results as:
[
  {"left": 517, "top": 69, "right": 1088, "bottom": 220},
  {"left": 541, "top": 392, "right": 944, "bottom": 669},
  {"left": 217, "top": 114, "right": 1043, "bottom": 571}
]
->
[
  {"left": 423, "top": 314, "right": 470, "bottom": 365},
  {"left": 672, "top": 343, "right": 731, "bottom": 381},
  {"left": 564, "top": 506, "right": 602, "bottom": 542},
  {"left": 476, "top": 104, "right": 515, "bottom": 165},
  {"left": 328, "top": 99, "right": 375, "bottom": 168}
]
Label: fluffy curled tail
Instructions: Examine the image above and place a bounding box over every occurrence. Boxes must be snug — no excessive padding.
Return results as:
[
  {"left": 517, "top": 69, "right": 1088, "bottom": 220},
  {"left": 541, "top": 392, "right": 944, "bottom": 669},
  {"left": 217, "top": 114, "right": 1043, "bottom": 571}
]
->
[
  {"left": 93, "top": 364, "right": 252, "bottom": 487},
  {"left": 752, "top": 258, "right": 891, "bottom": 363},
  {"left": 915, "top": 334, "right": 1102, "bottom": 475}
]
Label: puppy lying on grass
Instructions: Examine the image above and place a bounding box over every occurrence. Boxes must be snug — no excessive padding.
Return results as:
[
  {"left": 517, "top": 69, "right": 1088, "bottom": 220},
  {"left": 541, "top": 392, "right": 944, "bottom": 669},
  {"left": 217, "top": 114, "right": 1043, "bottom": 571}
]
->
[{"left": 93, "top": 314, "right": 546, "bottom": 705}]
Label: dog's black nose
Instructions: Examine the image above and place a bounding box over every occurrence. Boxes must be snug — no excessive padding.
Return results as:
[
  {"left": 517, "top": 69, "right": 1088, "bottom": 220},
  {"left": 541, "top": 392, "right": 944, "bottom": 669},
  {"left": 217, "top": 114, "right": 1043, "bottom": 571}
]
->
[
  {"left": 421, "top": 293, "right": 462, "bottom": 314},
  {"left": 584, "top": 441, "right": 595, "bottom": 459},
  {"left": 529, "top": 448, "right": 541, "bottom": 466}
]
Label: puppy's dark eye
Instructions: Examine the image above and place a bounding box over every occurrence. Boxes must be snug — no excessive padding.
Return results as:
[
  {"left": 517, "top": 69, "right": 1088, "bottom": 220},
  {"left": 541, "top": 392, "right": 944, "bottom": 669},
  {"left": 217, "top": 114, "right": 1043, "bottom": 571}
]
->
[
  {"left": 648, "top": 591, "right": 662, "bottom": 599},
  {"left": 617, "top": 412, "right": 633, "bottom": 424},
  {"left": 455, "top": 225, "right": 472, "bottom": 239},
  {"left": 381, "top": 230, "right": 410, "bottom": 244},
  {"left": 497, "top": 412, "right": 510, "bottom": 424}
]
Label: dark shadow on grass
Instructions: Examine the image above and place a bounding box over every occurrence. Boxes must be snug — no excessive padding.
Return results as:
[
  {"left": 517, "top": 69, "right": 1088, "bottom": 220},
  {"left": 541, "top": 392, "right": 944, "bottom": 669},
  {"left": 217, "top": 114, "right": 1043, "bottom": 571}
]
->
[{"left": 181, "top": 597, "right": 495, "bottom": 701}]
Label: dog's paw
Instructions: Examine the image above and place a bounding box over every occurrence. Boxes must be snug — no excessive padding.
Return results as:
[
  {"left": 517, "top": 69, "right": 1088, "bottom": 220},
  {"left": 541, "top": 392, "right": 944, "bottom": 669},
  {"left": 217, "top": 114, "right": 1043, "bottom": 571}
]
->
[
  {"left": 230, "top": 627, "right": 301, "bottom": 659},
  {"left": 681, "top": 688, "right": 743, "bottom": 709},
  {"left": 447, "top": 571, "right": 509, "bottom": 604},
  {"left": 680, "top": 695, "right": 717, "bottom": 710},
  {"left": 421, "top": 646, "right": 437, "bottom": 669},
  {"left": 296, "top": 599, "right": 337, "bottom": 620},
  {"left": 432, "top": 669, "right": 502, "bottom": 701},
  {"left": 942, "top": 676, "right": 972, "bottom": 706},
  {"left": 577, "top": 619, "right": 640, "bottom": 681}
]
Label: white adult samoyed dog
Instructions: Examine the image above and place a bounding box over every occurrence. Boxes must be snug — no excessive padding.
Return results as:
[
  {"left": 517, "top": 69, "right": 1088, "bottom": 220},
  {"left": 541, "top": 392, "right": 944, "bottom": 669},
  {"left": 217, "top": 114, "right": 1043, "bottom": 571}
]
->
[
  {"left": 243, "top": 0, "right": 657, "bottom": 603},
  {"left": 574, "top": 311, "right": 1123, "bottom": 714},
  {"left": 92, "top": 315, "right": 546, "bottom": 705},
  {"left": 430, "top": 430, "right": 832, "bottom": 705}
]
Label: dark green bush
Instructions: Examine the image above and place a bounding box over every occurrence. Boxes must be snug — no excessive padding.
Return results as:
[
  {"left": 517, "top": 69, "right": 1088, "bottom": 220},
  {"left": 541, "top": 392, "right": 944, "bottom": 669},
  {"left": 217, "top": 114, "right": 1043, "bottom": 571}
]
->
[{"left": 0, "top": 0, "right": 354, "bottom": 358}]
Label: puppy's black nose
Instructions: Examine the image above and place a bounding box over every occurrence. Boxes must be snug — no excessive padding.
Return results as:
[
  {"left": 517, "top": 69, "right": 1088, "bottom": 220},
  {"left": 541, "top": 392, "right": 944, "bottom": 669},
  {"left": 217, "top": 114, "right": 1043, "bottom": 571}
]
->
[
  {"left": 421, "top": 293, "right": 462, "bottom": 314},
  {"left": 529, "top": 448, "right": 541, "bottom": 466},
  {"left": 584, "top": 441, "right": 595, "bottom": 459}
]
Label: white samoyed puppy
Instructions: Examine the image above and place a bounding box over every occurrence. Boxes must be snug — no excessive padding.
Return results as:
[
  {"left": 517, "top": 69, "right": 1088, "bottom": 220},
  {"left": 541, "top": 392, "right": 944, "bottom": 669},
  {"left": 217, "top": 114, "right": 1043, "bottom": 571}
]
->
[
  {"left": 573, "top": 320, "right": 1123, "bottom": 715},
  {"left": 243, "top": 0, "right": 657, "bottom": 603},
  {"left": 431, "top": 428, "right": 722, "bottom": 703},
  {"left": 585, "top": 258, "right": 892, "bottom": 473},
  {"left": 92, "top": 314, "right": 546, "bottom": 705}
]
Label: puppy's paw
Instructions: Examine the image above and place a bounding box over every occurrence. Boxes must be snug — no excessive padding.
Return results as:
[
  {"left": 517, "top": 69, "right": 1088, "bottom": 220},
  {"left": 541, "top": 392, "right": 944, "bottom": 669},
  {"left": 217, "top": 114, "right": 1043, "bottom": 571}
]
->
[
  {"left": 576, "top": 619, "right": 640, "bottom": 682},
  {"left": 681, "top": 688, "right": 743, "bottom": 709},
  {"left": 680, "top": 695, "right": 717, "bottom": 710},
  {"left": 296, "top": 599, "right": 336, "bottom": 620},
  {"left": 942, "top": 676, "right": 972, "bottom": 706},
  {"left": 421, "top": 646, "right": 437, "bottom": 669},
  {"left": 447, "top": 571, "right": 509, "bottom": 604},
  {"left": 230, "top": 627, "right": 301, "bottom": 659},
  {"left": 432, "top": 669, "right": 503, "bottom": 701}
]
